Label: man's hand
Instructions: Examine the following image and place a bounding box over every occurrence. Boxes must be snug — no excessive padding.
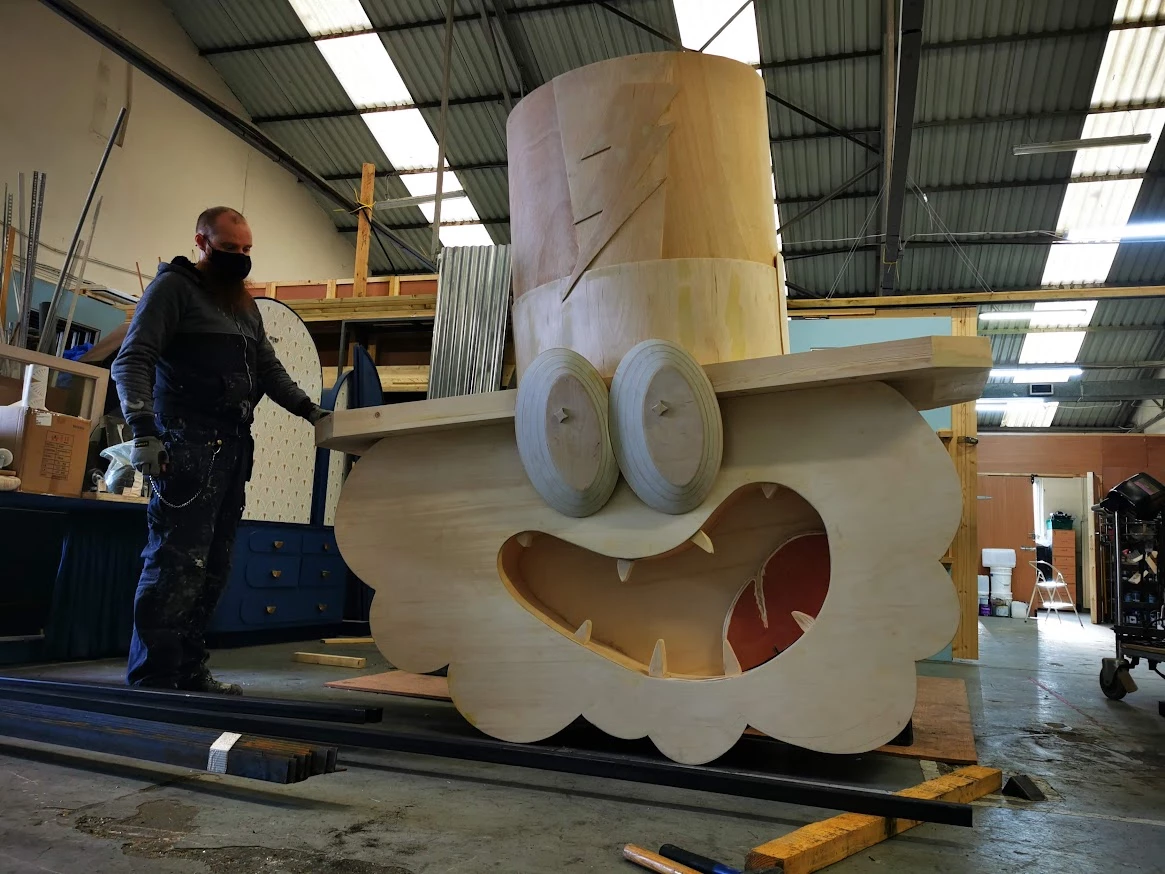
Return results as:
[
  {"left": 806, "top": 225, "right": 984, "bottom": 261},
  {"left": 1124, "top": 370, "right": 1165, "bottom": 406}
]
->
[
  {"left": 306, "top": 405, "right": 331, "bottom": 426},
  {"left": 130, "top": 436, "right": 168, "bottom": 477}
]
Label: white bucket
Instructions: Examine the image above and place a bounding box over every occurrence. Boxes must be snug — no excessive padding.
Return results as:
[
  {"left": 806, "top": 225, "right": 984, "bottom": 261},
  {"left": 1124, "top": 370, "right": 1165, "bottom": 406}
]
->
[
  {"left": 990, "top": 567, "right": 1013, "bottom": 602},
  {"left": 993, "top": 603, "right": 1010, "bottom": 617},
  {"left": 978, "top": 574, "right": 990, "bottom": 597}
]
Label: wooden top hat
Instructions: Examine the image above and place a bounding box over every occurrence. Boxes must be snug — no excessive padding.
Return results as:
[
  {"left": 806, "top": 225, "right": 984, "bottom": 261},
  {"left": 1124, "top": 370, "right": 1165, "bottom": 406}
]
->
[{"left": 506, "top": 51, "right": 789, "bottom": 380}]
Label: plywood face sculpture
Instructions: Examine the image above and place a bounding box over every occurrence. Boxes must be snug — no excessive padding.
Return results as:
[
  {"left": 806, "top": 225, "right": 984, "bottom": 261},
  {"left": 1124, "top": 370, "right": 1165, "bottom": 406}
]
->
[{"left": 321, "top": 52, "right": 992, "bottom": 765}]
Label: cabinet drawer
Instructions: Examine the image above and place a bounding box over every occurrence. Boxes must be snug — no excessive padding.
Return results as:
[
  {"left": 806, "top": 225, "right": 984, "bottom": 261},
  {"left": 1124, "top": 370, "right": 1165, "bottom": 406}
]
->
[
  {"left": 302, "top": 530, "right": 339, "bottom": 555},
  {"left": 238, "top": 590, "right": 342, "bottom": 627},
  {"left": 301, "top": 555, "right": 345, "bottom": 586},
  {"left": 244, "top": 555, "right": 300, "bottom": 588},
  {"left": 247, "top": 530, "right": 302, "bottom": 555}
]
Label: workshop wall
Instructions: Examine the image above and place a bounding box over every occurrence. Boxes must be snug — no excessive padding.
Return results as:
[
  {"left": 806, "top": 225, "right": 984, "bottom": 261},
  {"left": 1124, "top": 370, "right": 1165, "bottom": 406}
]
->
[{"left": 0, "top": 0, "right": 355, "bottom": 297}]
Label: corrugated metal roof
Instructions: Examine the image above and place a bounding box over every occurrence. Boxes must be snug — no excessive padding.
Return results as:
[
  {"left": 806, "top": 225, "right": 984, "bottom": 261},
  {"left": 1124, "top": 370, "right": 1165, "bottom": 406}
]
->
[
  {"left": 764, "top": 59, "right": 882, "bottom": 137},
  {"left": 910, "top": 118, "right": 1082, "bottom": 186},
  {"left": 925, "top": 0, "right": 1115, "bottom": 41},
  {"left": 206, "top": 44, "right": 352, "bottom": 117},
  {"left": 162, "top": 0, "right": 308, "bottom": 49},
  {"left": 756, "top": 0, "right": 880, "bottom": 61}
]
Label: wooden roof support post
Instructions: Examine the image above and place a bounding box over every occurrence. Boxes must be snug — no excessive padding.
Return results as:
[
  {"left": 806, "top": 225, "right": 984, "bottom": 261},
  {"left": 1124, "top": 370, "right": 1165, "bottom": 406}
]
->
[
  {"left": 949, "top": 306, "right": 979, "bottom": 659},
  {"left": 353, "top": 162, "right": 376, "bottom": 298}
]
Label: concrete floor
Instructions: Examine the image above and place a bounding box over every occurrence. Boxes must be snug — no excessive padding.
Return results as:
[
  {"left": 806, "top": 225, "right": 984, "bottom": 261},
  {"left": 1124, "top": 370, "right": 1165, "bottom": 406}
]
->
[{"left": 0, "top": 616, "right": 1163, "bottom": 873}]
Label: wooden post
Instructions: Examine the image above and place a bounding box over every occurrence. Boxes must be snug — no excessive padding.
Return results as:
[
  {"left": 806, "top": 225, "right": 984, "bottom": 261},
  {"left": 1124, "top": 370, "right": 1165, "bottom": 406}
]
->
[
  {"left": 353, "top": 162, "right": 376, "bottom": 298},
  {"left": 950, "top": 306, "right": 979, "bottom": 659},
  {"left": 0, "top": 226, "right": 15, "bottom": 335}
]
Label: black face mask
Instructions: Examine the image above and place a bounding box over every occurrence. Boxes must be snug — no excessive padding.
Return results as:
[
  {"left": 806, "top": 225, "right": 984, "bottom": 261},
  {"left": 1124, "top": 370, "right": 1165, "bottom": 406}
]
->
[{"left": 205, "top": 246, "right": 252, "bottom": 282}]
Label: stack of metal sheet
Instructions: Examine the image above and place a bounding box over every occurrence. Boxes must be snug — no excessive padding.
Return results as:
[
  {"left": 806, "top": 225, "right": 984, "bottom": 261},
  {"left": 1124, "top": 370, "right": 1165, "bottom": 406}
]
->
[{"left": 428, "top": 245, "right": 512, "bottom": 400}]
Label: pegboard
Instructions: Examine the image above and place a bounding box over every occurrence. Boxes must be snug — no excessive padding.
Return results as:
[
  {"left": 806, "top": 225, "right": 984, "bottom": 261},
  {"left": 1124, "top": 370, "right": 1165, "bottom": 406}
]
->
[
  {"left": 323, "top": 374, "right": 352, "bottom": 527},
  {"left": 244, "top": 299, "right": 321, "bottom": 524}
]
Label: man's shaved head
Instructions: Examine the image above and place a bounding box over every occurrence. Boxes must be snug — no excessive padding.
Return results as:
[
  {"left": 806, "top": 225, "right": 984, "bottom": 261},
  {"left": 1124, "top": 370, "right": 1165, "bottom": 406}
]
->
[{"left": 195, "top": 206, "right": 246, "bottom": 239}]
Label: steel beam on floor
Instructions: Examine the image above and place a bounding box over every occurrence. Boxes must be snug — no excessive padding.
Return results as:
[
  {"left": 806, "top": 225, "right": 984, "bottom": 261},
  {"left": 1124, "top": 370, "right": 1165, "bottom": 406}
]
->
[
  {"left": 0, "top": 686, "right": 972, "bottom": 827},
  {"left": 0, "top": 677, "right": 382, "bottom": 723}
]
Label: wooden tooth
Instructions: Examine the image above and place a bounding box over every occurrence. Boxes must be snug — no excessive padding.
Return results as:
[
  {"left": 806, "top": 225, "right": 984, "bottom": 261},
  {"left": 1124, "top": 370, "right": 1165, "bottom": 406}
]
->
[
  {"left": 648, "top": 638, "right": 668, "bottom": 678},
  {"left": 722, "top": 638, "right": 742, "bottom": 676},
  {"left": 689, "top": 530, "right": 714, "bottom": 554},
  {"left": 617, "top": 559, "right": 634, "bottom": 582},
  {"left": 516, "top": 532, "right": 535, "bottom": 548},
  {"left": 573, "top": 619, "right": 593, "bottom": 644},
  {"left": 761, "top": 483, "right": 778, "bottom": 499},
  {"left": 791, "top": 610, "right": 816, "bottom": 633}
]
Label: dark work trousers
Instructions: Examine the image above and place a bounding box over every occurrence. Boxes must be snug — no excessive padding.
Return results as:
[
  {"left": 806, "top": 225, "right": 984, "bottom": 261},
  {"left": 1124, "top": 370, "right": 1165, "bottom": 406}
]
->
[{"left": 126, "top": 418, "right": 253, "bottom": 687}]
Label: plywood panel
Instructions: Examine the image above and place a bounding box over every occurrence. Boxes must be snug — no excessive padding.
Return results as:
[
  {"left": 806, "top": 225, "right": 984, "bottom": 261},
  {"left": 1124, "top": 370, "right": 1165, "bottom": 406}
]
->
[
  {"left": 507, "top": 52, "right": 777, "bottom": 297},
  {"left": 977, "top": 474, "right": 1037, "bottom": 606}
]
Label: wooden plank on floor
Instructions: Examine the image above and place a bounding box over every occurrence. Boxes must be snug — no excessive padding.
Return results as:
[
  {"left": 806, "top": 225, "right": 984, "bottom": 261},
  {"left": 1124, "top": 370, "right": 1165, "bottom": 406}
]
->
[
  {"left": 326, "top": 670, "right": 450, "bottom": 700},
  {"left": 319, "top": 637, "right": 375, "bottom": 645},
  {"left": 293, "top": 652, "right": 366, "bottom": 668},
  {"left": 744, "top": 765, "right": 1003, "bottom": 873}
]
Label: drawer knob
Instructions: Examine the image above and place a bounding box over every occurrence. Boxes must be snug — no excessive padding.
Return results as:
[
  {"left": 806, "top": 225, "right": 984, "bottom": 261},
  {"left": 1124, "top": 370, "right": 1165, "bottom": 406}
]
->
[
  {"left": 270, "top": 569, "right": 283, "bottom": 579},
  {"left": 317, "top": 603, "right": 327, "bottom": 612},
  {"left": 273, "top": 540, "right": 284, "bottom": 550},
  {"left": 320, "top": 569, "right": 330, "bottom": 579},
  {"left": 266, "top": 605, "right": 277, "bottom": 614}
]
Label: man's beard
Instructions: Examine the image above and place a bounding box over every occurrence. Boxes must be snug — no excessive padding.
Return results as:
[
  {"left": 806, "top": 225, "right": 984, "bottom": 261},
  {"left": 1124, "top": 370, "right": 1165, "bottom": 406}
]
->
[{"left": 203, "top": 275, "right": 254, "bottom": 315}]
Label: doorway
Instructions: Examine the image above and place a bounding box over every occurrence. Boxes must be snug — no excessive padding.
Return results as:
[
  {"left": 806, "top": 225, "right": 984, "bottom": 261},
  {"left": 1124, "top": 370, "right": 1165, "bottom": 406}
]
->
[{"left": 977, "top": 474, "right": 1038, "bottom": 607}]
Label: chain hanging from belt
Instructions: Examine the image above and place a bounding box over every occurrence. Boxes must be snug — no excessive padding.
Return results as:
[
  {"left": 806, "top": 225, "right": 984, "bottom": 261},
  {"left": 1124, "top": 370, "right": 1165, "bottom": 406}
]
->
[{"left": 150, "top": 440, "right": 223, "bottom": 509}]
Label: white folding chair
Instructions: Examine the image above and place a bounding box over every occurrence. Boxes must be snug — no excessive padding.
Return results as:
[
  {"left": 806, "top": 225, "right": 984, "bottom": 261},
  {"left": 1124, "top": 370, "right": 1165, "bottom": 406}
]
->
[{"left": 1026, "top": 560, "right": 1083, "bottom": 625}]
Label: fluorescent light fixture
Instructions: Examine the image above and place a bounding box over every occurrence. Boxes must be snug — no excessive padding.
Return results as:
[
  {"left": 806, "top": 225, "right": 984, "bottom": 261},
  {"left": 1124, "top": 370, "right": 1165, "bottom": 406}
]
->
[
  {"left": 316, "top": 34, "right": 413, "bottom": 107},
  {"left": 990, "top": 368, "right": 1083, "bottom": 383},
  {"left": 438, "top": 224, "right": 494, "bottom": 247},
  {"left": 1002, "top": 400, "right": 1059, "bottom": 428},
  {"left": 976, "top": 397, "right": 1049, "bottom": 407},
  {"left": 287, "top": 0, "right": 371, "bottom": 35},
  {"left": 979, "top": 309, "right": 1091, "bottom": 321},
  {"left": 1012, "top": 134, "right": 1151, "bottom": 155},
  {"left": 1067, "top": 220, "right": 1165, "bottom": 242}
]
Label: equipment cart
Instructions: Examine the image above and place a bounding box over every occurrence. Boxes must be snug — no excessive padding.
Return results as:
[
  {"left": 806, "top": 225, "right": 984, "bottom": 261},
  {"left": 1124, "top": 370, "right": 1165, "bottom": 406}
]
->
[{"left": 1093, "top": 472, "right": 1165, "bottom": 705}]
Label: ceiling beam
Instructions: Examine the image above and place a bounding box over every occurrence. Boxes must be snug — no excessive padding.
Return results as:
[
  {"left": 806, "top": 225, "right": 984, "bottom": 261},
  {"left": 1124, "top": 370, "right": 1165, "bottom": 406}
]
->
[
  {"left": 198, "top": 0, "right": 597, "bottom": 57},
  {"left": 878, "top": 0, "right": 925, "bottom": 294},
  {"left": 786, "top": 286, "right": 1165, "bottom": 310},
  {"left": 981, "top": 380, "right": 1165, "bottom": 402},
  {"left": 489, "top": 0, "right": 543, "bottom": 94},
  {"left": 253, "top": 94, "right": 504, "bottom": 125},
  {"left": 758, "top": 18, "right": 1165, "bottom": 72},
  {"left": 324, "top": 162, "right": 508, "bottom": 182},
  {"left": 36, "top": 0, "right": 437, "bottom": 272},
  {"left": 977, "top": 325, "right": 1161, "bottom": 335}
]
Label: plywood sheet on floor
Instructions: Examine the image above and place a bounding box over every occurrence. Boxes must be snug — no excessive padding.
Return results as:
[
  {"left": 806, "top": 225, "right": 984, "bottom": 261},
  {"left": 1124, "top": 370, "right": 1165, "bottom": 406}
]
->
[{"left": 326, "top": 672, "right": 977, "bottom": 764}]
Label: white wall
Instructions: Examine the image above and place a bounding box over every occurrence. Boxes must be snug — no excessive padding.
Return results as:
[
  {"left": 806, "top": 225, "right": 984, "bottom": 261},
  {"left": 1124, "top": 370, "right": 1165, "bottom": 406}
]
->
[{"left": 0, "top": 0, "right": 355, "bottom": 296}]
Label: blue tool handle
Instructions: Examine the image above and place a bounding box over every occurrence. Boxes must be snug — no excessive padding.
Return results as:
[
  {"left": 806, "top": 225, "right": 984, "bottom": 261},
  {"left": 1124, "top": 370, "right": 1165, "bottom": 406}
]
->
[{"left": 658, "top": 844, "right": 741, "bottom": 874}]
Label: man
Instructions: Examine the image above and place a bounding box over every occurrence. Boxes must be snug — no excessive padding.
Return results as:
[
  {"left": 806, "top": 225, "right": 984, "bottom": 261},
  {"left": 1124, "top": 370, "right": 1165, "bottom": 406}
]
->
[{"left": 112, "top": 206, "right": 328, "bottom": 693}]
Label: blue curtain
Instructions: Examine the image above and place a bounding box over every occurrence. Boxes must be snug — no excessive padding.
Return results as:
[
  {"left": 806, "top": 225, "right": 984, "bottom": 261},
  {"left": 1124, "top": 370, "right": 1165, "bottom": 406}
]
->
[{"left": 42, "top": 510, "right": 145, "bottom": 660}]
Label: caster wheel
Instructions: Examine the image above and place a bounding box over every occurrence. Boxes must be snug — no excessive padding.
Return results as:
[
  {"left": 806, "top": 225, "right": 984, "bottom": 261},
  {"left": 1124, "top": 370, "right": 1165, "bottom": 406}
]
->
[{"left": 1099, "top": 663, "right": 1130, "bottom": 700}]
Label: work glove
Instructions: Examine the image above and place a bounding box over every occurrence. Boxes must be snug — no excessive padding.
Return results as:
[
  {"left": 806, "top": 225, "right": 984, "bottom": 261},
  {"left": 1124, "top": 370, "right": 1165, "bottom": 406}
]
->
[
  {"left": 306, "top": 405, "right": 331, "bottom": 425},
  {"left": 130, "top": 435, "right": 169, "bottom": 477}
]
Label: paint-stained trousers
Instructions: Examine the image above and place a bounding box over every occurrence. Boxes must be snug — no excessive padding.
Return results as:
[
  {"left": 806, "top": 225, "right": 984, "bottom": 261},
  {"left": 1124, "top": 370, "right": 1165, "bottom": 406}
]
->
[{"left": 126, "top": 418, "right": 253, "bottom": 687}]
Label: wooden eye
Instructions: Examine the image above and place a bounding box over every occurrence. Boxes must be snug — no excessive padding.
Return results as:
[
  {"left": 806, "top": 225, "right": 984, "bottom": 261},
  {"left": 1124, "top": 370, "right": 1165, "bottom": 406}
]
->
[
  {"left": 515, "top": 348, "right": 619, "bottom": 517},
  {"left": 609, "top": 340, "right": 723, "bottom": 515}
]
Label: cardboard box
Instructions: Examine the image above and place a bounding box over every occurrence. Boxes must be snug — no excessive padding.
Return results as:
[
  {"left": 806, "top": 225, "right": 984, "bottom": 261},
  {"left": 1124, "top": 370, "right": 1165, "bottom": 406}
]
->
[{"left": 0, "top": 404, "right": 91, "bottom": 497}]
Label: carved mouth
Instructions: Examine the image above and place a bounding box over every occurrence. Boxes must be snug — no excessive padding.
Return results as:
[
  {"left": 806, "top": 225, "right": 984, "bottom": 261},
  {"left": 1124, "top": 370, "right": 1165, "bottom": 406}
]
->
[{"left": 498, "top": 483, "right": 830, "bottom": 679}]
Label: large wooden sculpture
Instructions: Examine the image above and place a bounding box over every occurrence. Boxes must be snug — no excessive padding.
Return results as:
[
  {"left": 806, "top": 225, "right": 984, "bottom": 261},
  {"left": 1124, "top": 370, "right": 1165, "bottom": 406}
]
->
[{"left": 320, "top": 52, "right": 992, "bottom": 765}]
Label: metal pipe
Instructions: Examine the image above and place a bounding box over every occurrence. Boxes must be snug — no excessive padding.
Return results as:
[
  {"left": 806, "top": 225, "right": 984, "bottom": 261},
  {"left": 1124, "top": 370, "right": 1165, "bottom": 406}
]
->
[
  {"left": 478, "top": 0, "right": 513, "bottom": 112},
  {"left": 698, "top": 0, "right": 752, "bottom": 52},
  {"left": 776, "top": 164, "right": 880, "bottom": 238},
  {"left": 18, "top": 172, "right": 46, "bottom": 350},
  {"left": 0, "top": 685, "right": 973, "bottom": 826},
  {"left": 36, "top": 0, "right": 436, "bottom": 272},
  {"left": 57, "top": 197, "right": 103, "bottom": 355},
  {"left": 431, "top": 0, "right": 457, "bottom": 259},
  {"left": 37, "top": 108, "right": 125, "bottom": 354}
]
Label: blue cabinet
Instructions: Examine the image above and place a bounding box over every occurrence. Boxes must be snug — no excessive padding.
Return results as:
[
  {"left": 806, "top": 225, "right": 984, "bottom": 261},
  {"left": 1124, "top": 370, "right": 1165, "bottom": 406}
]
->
[{"left": 210, "top": 521, "right": 347, "bottom": 633}]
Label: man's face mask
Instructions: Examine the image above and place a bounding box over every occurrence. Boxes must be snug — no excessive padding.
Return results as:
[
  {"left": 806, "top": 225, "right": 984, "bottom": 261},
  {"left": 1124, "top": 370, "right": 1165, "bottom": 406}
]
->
[{"left": 205, "top": 246, "right": 252, "bottom": 282}]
